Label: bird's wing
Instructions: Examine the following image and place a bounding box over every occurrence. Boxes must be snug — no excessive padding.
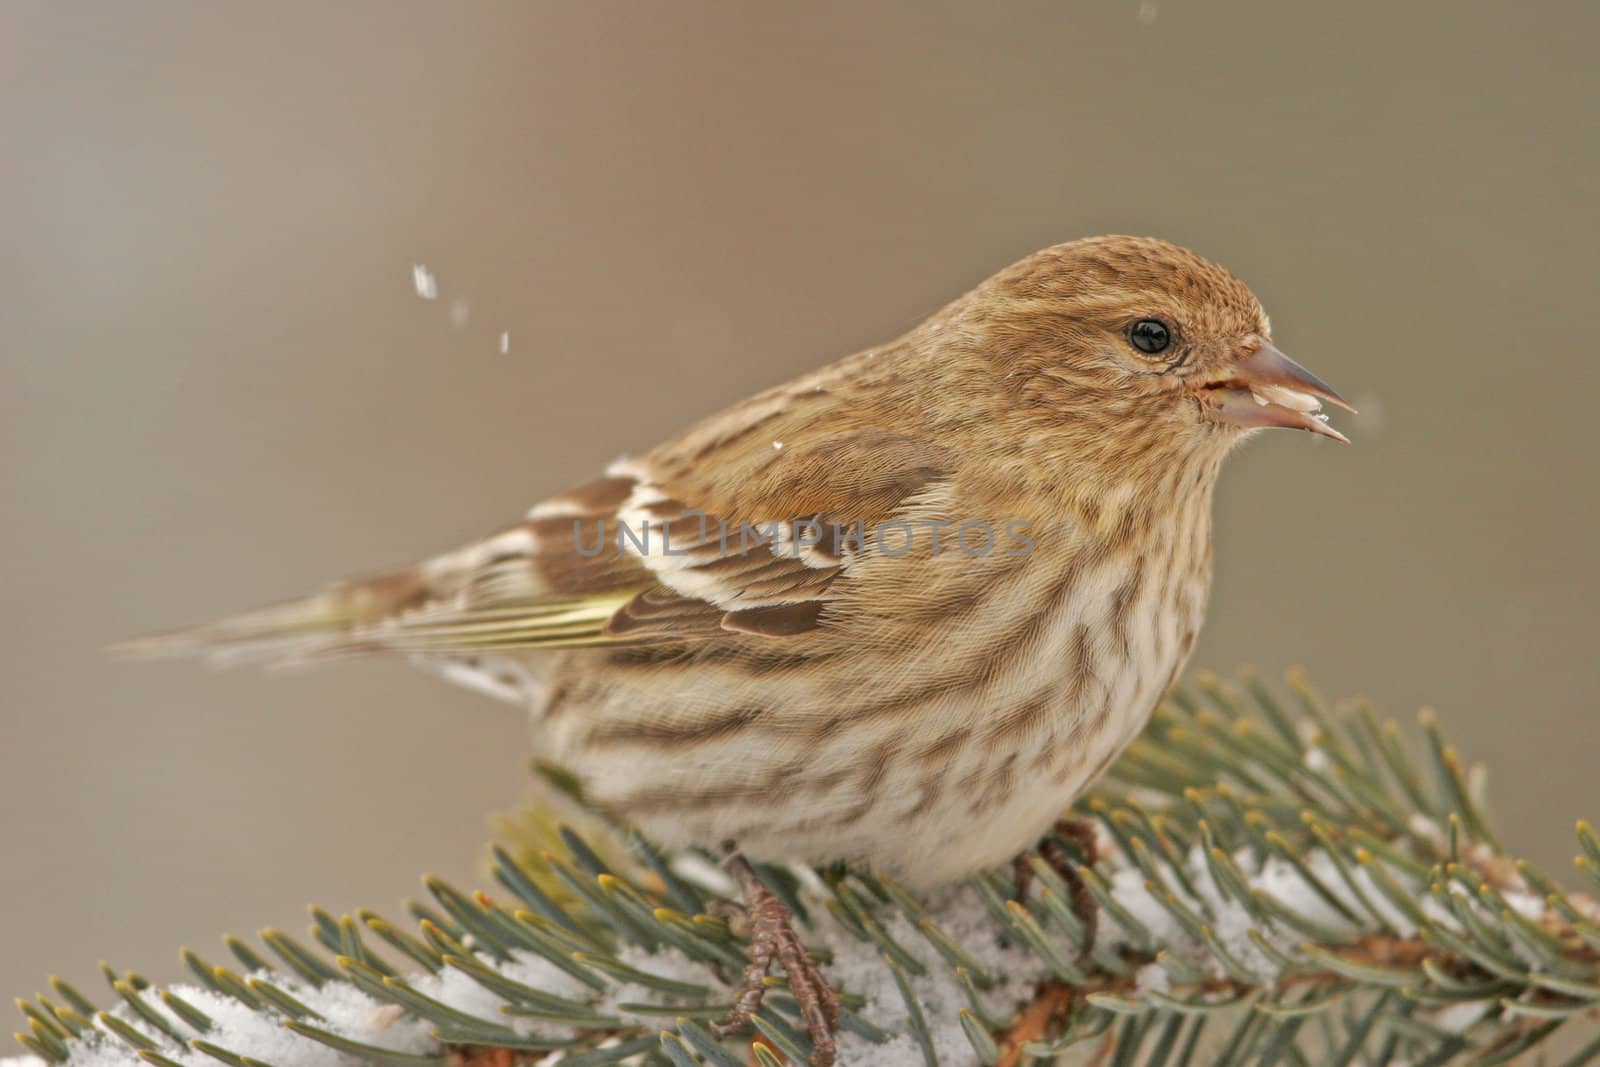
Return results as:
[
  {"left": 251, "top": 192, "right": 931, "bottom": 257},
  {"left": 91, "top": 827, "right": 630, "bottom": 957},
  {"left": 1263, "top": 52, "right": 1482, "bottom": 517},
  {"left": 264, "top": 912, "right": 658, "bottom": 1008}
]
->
[{"left": 119, "top": 428, "right": 954, "bottom": 664}]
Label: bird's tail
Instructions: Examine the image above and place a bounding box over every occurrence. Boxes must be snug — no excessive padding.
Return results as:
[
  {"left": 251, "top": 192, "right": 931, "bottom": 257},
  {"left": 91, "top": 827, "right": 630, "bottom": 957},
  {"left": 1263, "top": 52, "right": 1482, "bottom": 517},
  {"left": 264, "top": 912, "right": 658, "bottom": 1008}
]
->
[
  {"left": 113, "top": 567, "right": 434, "bottom": 668},
  {"left": 113, "top": 513, "right": 650, "bottom": 668}
]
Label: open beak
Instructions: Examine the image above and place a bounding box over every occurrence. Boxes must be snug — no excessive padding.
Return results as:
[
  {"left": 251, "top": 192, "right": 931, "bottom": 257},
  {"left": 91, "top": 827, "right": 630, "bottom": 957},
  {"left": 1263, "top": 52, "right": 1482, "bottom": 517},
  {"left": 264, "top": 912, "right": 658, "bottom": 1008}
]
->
[{"left": 1194, "top": 340, "right": 1355, "bottom": 443}]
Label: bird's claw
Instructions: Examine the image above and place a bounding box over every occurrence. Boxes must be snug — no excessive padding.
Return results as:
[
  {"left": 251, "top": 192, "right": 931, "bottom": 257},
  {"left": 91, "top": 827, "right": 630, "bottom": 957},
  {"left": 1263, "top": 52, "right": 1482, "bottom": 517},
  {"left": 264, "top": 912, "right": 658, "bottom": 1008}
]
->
[
  {"left": 1014, "top": 817, "right": 1100, "bottom": 967},
  {"left": 711, "top": 855, "right": 841, "bottom": 1067}
]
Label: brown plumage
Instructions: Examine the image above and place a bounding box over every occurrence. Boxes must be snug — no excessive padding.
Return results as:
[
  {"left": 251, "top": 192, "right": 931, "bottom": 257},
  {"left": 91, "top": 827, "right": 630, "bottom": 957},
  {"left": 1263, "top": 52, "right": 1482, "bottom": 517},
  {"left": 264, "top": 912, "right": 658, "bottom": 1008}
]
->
[
  {"left": 127, "top": 236, "right": 1351, "bottom": 1063},
  {"left": 130, "top": 233, "right": 1352, "bottom": 876}
]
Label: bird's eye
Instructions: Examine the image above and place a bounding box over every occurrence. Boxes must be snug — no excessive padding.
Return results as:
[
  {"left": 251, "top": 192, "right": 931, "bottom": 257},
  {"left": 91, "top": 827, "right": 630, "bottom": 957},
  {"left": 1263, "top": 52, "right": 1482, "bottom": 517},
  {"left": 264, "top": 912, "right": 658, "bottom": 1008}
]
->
[{"left": 1128, "top": 318, "right": 1172, "bottom": 355}]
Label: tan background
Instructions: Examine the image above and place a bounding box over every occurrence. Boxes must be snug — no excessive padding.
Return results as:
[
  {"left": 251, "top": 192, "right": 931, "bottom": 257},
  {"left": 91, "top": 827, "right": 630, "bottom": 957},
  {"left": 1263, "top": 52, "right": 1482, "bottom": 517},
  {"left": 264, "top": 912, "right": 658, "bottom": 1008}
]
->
[{"left": 2, "top": 0, "right": 1596, "bottom": 1009}]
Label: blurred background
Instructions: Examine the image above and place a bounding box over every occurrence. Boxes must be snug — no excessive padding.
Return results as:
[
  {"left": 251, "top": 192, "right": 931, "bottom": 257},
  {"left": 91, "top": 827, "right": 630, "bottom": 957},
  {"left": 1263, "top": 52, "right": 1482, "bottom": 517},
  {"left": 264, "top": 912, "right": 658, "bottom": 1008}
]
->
[{"left": 2, "top": 0, "right": 1596, "bottom": 1007}]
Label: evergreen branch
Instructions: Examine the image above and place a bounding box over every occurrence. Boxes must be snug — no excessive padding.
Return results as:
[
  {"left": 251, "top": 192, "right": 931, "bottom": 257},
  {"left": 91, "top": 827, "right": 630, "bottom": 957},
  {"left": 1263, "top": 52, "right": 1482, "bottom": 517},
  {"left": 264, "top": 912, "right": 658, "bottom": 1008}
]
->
[{"left": 8, "top": 671, "right": 1599, "bottom": 1066}]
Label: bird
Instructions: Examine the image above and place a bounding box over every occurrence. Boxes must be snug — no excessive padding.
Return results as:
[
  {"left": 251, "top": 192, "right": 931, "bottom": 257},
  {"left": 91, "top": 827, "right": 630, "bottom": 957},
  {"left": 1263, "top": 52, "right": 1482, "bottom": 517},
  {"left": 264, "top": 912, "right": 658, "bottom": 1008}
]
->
[{"left": 125, "top": 235, "right": 1351, "bottom": 1064}]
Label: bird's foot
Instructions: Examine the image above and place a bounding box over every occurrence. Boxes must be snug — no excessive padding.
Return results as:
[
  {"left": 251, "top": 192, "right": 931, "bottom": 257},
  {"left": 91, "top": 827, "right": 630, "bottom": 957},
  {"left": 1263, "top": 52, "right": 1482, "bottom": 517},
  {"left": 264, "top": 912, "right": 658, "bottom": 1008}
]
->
[
  {"left": 1013, "top": 817, "right": 1100, "bottom": 966},
  {"left": 711, "top": 854, "right": 841, "bottom": 1067}
]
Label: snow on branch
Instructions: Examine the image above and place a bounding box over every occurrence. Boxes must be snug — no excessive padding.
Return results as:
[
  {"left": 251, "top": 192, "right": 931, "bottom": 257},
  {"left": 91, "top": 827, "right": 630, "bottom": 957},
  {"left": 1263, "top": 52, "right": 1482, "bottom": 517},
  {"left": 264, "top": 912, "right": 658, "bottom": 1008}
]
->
[{"left": 8, "top": 671, "right": 1600, "bottom": 1067}]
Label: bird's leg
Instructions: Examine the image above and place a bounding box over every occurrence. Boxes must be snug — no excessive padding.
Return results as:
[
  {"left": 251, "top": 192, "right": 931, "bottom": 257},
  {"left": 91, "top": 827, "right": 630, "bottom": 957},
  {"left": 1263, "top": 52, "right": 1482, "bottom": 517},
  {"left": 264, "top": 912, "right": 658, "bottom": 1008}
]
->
[
  {"left": 710, "top": 853, "right": 841, "bottom": 1067},
  {"left": 1013, "top": 817, "right": 1100, "bottom": 965}
]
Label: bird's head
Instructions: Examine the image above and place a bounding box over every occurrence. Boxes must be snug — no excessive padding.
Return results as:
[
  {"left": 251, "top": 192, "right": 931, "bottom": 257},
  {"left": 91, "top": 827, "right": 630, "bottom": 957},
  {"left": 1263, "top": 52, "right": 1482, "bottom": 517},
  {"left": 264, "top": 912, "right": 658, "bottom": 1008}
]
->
[{"left": 959, "top": 235, "right": 1352, "bottom": 463}]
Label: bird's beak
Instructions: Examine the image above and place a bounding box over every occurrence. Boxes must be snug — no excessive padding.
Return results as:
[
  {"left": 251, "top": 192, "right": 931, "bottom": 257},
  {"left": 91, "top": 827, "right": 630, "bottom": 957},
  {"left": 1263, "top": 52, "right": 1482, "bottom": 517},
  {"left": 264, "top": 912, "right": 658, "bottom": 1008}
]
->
[{"left": 1193, "top": 340, "right": 1355, "bottom": 443}]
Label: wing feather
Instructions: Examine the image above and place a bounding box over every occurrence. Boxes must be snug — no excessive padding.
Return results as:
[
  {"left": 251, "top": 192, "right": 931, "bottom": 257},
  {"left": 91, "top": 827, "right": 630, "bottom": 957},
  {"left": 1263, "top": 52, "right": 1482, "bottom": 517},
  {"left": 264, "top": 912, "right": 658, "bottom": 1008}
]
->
[{"left": 120, "top": 424, "right": 953, "bottom": 665}]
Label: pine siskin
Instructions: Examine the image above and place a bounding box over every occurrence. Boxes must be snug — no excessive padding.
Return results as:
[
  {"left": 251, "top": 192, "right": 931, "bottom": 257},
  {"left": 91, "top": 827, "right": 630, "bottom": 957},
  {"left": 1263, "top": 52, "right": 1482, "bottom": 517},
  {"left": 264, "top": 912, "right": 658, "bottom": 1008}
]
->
[{"left": 126, "top": 236, "right": 1351, "bottom": 1063}]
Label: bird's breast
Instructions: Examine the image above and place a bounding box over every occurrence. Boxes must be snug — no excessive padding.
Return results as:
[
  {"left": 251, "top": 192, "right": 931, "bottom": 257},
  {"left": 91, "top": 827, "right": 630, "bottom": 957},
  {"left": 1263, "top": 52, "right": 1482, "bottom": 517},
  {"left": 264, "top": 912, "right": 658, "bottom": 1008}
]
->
[{"left": 549, "top": 513, "right": 1212, "bottom": 880}]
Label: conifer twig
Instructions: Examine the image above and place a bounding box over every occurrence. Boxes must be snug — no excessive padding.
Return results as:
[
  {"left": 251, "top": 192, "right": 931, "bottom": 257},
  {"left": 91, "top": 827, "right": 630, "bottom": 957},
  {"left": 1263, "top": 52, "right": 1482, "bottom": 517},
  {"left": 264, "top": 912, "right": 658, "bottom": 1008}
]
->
[{"left": 8, "top": 671, "right": 1598, "bottom": 1066}]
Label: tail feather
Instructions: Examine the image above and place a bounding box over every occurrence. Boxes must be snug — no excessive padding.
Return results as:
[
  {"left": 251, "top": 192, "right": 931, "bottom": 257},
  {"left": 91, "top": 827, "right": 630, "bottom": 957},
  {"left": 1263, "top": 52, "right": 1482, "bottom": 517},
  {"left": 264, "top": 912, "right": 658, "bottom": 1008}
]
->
[
  {"left": 116, "top": 501, "right": 688, "bottom": 667},
  {"left": 114, "top": 556, "right": 650, "bottom": 667},
  {"left": 113, "top": 568, "right": 432, "bottom": 667}
]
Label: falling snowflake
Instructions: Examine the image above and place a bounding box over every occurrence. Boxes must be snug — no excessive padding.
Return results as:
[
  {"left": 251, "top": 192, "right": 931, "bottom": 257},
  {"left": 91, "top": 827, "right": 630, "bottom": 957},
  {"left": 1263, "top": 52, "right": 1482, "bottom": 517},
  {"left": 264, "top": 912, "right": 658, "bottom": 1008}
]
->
[{"left": 411, "top": 264, "right": 438, "bottom": 300}]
